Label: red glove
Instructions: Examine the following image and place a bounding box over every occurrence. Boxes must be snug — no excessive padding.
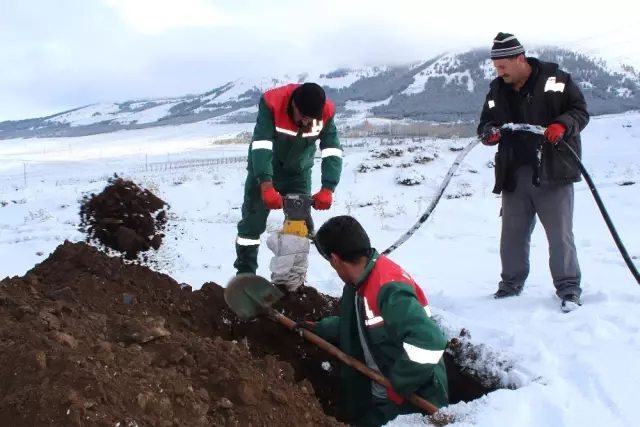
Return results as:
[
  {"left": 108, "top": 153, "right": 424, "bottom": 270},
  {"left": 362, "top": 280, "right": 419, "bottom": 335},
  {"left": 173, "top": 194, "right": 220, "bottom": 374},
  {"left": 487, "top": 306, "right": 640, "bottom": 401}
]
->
[
  {"left": 482, "top": 129, "right": 501, "bottom": 146},
  {"left": 387, "top": 386, "right": 403, "bottom": 405},
  {"left": 312, "top": 188, "right": 333, "bottom": 210},
  {"left": 544, "top": 123, "right": 566, "bottom": 144},
  {"left": 261, "top": 183, "right": 283, "bottom": 209}
]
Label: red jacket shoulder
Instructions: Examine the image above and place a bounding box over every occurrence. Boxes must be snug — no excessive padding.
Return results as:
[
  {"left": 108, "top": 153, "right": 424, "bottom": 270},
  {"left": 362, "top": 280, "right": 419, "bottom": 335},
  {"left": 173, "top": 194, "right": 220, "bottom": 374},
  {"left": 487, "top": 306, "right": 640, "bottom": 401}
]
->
[
  {"left": 361, "top": 255, "right": 427, "bottom": 312},
  {"left": 263, "top": 83, "right": 335, "bottom": 120},
  {"left": 322, "top": 99, "right": 336, "bottom": 120},
  {"left": 371, "top": 256, "right": 415, "bottom": 286},
  {"left": 263, "top": 84, "right": 300, "bottom": 111}
]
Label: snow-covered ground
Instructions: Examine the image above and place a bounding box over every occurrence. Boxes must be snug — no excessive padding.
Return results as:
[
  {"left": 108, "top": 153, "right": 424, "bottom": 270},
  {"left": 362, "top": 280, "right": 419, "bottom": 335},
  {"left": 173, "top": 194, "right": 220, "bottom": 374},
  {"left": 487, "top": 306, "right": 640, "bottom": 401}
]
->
[{"left": 1, "top": 111, "right": 639, "bottom": 426}]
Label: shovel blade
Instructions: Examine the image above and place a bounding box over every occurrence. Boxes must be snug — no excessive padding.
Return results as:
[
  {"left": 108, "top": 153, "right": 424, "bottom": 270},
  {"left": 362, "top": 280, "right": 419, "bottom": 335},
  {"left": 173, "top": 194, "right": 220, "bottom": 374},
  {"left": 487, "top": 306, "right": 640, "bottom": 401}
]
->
[{"left": 224, "top": 273, "right": 285, "bottom": 319}]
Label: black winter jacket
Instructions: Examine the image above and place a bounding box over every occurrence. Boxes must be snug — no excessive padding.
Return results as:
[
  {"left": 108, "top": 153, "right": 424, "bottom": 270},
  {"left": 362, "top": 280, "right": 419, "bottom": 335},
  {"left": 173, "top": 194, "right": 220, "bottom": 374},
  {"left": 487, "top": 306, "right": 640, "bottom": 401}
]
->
[{"left": 477, "top": 57, "right": 590, "bottom": 194}]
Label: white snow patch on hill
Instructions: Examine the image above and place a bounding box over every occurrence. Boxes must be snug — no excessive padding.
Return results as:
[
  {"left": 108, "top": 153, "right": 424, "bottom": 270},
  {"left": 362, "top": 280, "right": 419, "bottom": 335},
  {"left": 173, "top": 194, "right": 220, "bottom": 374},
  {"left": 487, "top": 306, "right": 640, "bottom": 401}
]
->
[
  {"left": 403, "top": 53, "right": 475, "bottom": 94},
  {"left": 111, "top": 103, "right": 178, "bottom": 125},
  {"left": 45, "top": 103, "right": 123, "bottom": 126}
]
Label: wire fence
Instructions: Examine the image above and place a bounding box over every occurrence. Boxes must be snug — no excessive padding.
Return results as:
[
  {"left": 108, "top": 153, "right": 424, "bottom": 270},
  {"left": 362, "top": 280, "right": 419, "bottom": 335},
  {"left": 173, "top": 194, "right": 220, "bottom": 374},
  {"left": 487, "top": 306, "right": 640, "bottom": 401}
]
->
[
  {"left": 128, "top": 155, "right": 248, "bottom": 173},
  {"left": 0, "top": 136, "right": 437, "bottom": 190},
  {"left": 0, "top": 155, "right": 250, "bottom": 190}
]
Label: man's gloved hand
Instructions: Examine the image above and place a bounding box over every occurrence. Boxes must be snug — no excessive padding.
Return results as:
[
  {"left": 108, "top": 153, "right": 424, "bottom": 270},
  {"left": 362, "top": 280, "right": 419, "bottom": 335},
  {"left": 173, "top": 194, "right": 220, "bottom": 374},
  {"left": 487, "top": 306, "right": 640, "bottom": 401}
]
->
[
  {"left": 387, "top": 386, "right": 404, "bottom": 405},
  {"left": 261, "top": 182, "right": 283, "bottom": 209},
  {"left": 312, "top": 188, "right": 333, "bottom": 210},
  {"left": 481, "top": 128, "right": 501, "bottom": 146},
  {"left": 544, "top": 123, "right": 566, "bottom": 144},
  {"left": 291, "top": 320, "right": 315, "bottom": 337}
]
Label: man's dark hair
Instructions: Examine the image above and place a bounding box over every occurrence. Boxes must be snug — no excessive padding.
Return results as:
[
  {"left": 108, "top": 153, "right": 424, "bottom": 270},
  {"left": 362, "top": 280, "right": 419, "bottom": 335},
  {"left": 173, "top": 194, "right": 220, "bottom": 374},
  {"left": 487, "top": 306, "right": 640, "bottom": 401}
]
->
[
  {"left": 315, "top": 215, "right": 372, "bottom": 262},
  {"left": 292, "top": 82, "right": 326, "bottom": 119}
]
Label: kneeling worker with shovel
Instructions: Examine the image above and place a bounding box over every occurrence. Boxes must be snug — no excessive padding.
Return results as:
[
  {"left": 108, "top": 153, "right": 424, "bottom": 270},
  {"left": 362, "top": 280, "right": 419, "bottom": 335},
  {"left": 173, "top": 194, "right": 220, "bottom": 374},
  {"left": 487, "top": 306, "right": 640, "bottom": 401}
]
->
[
  {"left": 300, "top": 215, "right": 449, "bottom": 426},
  {"left": 224, "top": 214, "right": 449, "bottom": 426}
]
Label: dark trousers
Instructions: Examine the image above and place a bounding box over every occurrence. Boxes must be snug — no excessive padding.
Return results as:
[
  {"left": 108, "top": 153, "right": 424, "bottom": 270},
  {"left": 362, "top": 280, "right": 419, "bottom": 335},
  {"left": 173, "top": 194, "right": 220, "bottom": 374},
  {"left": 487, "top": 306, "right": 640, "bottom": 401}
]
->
[
  {"left": 499, "top": 166, "right": 582, "bottom": 298},
  {"left": 349, "top": 396, "right": 426, "bottom": 427}
]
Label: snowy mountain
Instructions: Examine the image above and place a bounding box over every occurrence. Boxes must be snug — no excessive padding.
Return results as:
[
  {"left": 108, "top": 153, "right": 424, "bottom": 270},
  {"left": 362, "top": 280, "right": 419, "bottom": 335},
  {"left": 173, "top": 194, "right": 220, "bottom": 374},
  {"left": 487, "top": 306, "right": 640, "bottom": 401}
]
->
[{"left": 1, "top": 46, "right": 639, "bottom": 139}]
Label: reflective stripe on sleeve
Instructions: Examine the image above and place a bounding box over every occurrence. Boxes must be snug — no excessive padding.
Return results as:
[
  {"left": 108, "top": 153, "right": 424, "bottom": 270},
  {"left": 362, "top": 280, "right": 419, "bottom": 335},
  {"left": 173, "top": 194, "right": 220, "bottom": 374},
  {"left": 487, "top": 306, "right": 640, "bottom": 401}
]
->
[
  {"left": 251, "top": 140, "right": 273, "bottom": 150},
  {"left": 321, "top": 148, "right": 342, "bottom": 158},
  {"left": 403, "top": 342, "right": 444, "bottom": 364}
]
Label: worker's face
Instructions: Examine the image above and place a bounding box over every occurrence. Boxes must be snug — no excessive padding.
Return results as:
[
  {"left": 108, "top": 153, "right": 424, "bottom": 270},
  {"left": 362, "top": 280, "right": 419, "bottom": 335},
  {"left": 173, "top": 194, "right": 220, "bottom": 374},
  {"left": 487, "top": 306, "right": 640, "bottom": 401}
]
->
[
  {"left": 493, "top": 56, "right": 525, "bottom": 84},
  {"left": 292, "top": 102, "right": 314, "bottom": 127},
  {"left": 329, "top": 254, "right": 351, "bottom": 284}
]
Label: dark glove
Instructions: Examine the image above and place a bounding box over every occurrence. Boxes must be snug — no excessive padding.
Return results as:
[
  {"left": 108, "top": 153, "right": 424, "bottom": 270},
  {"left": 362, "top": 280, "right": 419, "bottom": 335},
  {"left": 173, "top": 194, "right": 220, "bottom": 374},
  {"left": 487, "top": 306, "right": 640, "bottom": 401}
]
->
[
  {"left": 291, "top": 320, "right": 315, "bottom": 337},
  {"left": 544, "top": 123, "right": 566, "bottom": 145},
  {"left": 481, "top": 128, "right": 501, "bottom": 146}
]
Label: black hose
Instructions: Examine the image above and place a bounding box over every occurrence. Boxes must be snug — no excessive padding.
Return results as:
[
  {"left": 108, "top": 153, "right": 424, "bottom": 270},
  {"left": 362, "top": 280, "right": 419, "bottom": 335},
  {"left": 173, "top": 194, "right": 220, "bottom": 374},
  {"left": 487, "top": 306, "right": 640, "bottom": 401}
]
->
[
  {"left": 382, "top": 138, "right": 480, "bottom": 255},
  {"left": 561, "top": 141, "right": 640, "bottom": 284}
]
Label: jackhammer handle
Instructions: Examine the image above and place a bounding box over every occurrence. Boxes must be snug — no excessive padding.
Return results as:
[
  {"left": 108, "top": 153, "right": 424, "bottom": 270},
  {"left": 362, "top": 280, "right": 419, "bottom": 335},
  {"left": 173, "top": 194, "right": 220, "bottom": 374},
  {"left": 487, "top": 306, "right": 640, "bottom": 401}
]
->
[{"left": 269, "top": 309, "right": 440, "bottom": 415}]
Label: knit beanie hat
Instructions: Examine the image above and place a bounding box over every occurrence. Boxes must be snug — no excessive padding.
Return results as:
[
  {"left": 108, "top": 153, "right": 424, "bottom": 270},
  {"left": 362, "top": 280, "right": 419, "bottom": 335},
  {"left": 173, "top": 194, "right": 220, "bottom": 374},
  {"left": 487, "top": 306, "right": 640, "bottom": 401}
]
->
[
  {"left": 490, "top": 32, "right": 525, "bottom": 59},
  {"left": 292, "top": 82, "right": 326, "bottom": 119}
]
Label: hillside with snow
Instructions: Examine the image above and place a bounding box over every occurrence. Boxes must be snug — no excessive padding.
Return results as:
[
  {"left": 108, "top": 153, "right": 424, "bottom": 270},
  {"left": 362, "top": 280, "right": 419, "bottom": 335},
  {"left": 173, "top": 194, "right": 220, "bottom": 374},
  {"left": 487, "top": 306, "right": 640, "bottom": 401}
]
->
[{"left": 0, "top": 46, "right": 639, "bottom": 140}]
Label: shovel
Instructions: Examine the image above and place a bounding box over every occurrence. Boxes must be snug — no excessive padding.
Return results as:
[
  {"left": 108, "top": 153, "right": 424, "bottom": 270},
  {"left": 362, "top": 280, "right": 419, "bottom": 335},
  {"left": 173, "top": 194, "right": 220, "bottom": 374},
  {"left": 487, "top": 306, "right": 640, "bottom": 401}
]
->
[{"left": 223, "top": 273, "right": 441, "bottom": 415}]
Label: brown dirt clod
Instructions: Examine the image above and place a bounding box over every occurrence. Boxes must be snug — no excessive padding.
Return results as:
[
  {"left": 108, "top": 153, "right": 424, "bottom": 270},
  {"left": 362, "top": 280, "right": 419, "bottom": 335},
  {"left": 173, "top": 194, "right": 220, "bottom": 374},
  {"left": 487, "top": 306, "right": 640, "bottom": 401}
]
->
[{"left": 78, "top": 175, "right": 168, "bottom": 259}]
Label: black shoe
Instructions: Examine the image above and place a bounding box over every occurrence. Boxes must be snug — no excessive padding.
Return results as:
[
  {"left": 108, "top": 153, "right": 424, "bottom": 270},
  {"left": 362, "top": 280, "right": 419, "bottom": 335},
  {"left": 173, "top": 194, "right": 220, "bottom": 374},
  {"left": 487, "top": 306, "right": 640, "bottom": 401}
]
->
[
  {"left": 561, "top": 294, "right": 582, "bottom": 313},
  {"left": 493, "top": 289, "right": 520, "bottom": 299}
]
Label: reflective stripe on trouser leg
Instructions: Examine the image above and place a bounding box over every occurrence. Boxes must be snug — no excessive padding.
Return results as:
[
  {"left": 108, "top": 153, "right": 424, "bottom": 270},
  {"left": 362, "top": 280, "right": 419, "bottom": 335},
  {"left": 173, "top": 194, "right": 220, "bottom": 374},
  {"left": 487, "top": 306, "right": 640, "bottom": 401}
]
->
[
  {"left": 234, "top": 235, "right": 261, "bottom": 275},
  {"left": 236, "top": 236, "right": 260, "bottom": 246},
  {"left": 234, "top": 174, "right": 271, "bottom": 274}
]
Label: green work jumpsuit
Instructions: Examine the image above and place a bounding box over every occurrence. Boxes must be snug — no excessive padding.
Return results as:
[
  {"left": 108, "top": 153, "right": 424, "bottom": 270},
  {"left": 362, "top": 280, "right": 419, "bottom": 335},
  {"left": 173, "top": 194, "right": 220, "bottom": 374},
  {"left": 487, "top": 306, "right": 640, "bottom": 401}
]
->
[{"left": 234, "top": 84, "right": 343, "bottom": 274}]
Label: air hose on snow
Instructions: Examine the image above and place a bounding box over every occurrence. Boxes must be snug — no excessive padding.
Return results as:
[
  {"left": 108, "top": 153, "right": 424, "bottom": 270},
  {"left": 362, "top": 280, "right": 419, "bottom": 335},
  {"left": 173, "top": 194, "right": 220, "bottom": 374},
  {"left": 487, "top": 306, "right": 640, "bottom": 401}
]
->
[
  {"left": 381, "top": 137, "right": 480, "bottom": 255},
  {"left": 508, "top": 124, "right": 640, "bottom": 284}
]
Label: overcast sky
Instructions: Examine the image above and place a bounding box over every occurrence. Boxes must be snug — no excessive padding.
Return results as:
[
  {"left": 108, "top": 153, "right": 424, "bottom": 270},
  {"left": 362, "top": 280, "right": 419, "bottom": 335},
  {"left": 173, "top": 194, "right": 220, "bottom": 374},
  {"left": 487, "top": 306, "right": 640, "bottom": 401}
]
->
[{"left": 1, "top": 0, "right": 638, "bottom": 121}]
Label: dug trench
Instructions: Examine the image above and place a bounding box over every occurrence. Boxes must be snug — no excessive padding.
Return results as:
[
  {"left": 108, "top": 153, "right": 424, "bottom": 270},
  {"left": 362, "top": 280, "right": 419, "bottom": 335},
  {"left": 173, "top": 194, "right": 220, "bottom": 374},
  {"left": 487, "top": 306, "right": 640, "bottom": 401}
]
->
[{"left": 0, "top": 240, "right": 500, "bottom": 427}]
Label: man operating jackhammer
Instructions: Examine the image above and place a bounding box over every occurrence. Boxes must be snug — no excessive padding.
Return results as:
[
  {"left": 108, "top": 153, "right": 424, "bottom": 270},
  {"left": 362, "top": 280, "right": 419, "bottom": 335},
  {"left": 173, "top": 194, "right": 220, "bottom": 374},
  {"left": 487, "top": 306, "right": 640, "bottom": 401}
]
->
[
  {"left": 233, "top": 82, "right": 344, "bottom": 290},
  {"left": 293, "top": 215, "right": 449, "bottom": 427}
]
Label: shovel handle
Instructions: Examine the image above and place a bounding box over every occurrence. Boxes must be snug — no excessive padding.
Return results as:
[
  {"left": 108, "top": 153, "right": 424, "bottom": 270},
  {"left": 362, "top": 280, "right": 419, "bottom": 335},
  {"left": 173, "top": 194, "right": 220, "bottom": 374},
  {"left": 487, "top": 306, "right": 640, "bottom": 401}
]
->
[{"left": 269, "top": 309, "right": 440, "bottom": 415}]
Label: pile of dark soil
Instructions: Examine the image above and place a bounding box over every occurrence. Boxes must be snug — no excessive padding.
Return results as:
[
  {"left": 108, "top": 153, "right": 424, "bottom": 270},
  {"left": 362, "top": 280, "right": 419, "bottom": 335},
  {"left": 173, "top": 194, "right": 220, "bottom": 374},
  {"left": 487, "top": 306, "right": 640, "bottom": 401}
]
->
[
  {"left": 192, "top": 282, "right": 343, "bottom": 418},
  {"left": 0, "top": 241, "right": 344, "bottom": 427},
  {"left": 0, "top": 240, "right": 499, "bottom": 427},
  {"left": 78, "top": 175, "right": 168, "bottom": 259}
]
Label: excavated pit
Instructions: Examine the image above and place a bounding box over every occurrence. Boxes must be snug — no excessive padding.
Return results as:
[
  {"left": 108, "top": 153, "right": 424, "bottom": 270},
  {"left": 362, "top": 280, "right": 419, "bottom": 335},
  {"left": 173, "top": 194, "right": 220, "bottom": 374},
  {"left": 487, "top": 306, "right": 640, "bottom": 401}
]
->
[
  {"left": 0, "top": 240, "right": 502, "bottom": 427},
  {"left": 0, "top": 242, "right": 344, "bottom": 427}
]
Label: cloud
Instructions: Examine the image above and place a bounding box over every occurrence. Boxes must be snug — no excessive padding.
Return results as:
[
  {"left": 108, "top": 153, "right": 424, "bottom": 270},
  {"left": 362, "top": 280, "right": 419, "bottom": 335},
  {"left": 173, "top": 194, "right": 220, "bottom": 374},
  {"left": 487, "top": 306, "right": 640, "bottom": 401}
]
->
[
  {"left": 104, "top": 0, "right": 231, "bottom": 34},
  {"left": 0, "top": 0, "right": 638, "bottom": 121}
]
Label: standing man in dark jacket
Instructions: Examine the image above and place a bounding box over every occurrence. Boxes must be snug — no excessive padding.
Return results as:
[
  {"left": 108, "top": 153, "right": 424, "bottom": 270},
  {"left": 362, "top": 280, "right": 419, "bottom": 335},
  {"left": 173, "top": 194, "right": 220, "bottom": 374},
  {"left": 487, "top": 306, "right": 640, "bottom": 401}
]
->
[
  {"left": 298, "top": 215, "right": 449, "bottom": 426},
  {"left": 477, "top": 32, "right": 590, "bottom": 312}
]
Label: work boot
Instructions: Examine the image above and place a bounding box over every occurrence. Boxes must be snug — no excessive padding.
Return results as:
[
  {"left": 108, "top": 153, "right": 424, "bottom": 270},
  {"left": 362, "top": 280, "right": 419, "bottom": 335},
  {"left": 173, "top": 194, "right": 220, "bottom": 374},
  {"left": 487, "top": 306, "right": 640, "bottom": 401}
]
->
[
  {"left": 493, "top": 289, "right": 520, "bottom": 299},
  {"left": 561, "top": 294, "right": 582, "bottom": 313}
]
